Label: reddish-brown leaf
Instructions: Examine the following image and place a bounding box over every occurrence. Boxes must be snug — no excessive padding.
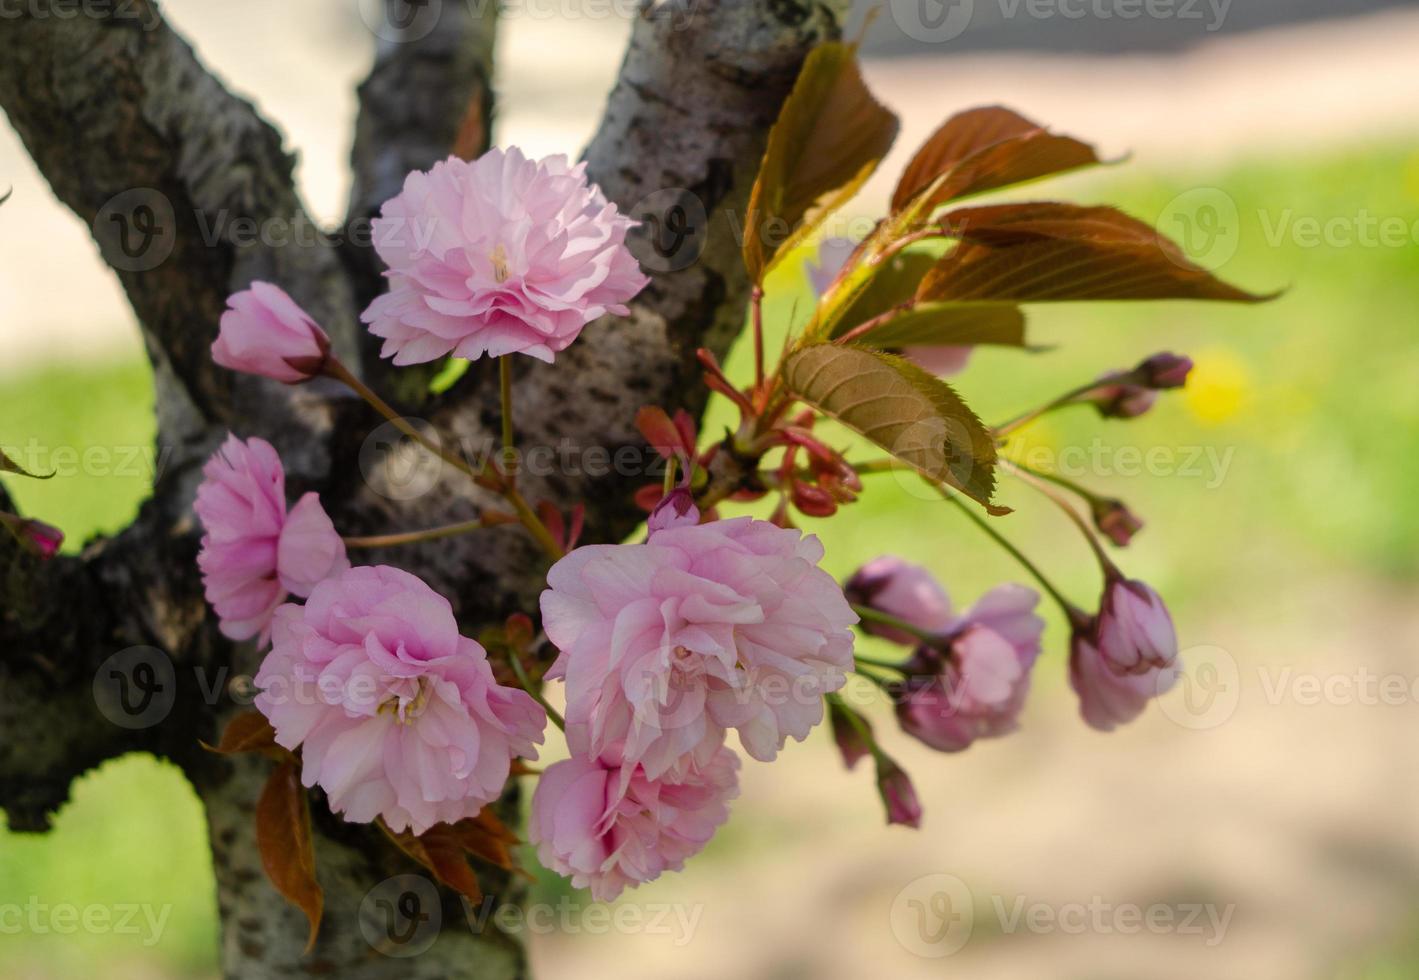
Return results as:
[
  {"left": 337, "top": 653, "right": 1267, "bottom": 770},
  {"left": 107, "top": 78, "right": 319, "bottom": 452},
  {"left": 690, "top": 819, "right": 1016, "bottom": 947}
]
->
[
  {"left": 382, "top": 822, "right": 485, "bottom": 903},
  {"left": 450, "top": 93, "right": 488, "bottom": 162},
  {"left": 919, "top": 202, "right": 1274, "bottom": 303},
  {"left": 201, "top": 710, "right": 291, "bottom": 762},
  {"left": 0, "top": 446, "right": 53, "bottom": 479},
  {"left": 743, "top": 42, "right": 898, "bottom": 282},
  {"left": 891, "top": 106, "right": 1101, "bottom": 214},
  {"left": 256, "top": 762, "right": 323, "bottom": 953}
]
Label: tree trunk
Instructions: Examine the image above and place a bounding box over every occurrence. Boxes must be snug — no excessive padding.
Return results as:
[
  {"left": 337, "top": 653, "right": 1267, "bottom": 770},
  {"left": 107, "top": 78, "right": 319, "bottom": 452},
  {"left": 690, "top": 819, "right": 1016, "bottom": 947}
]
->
[{"left": 0, "top": 0, "right": 844, "bottom": 975}]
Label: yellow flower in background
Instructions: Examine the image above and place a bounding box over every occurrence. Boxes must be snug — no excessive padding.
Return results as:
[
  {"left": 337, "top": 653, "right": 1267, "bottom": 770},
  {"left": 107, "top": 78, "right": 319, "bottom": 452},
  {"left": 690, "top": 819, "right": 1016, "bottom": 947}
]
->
[{"left": 1184, "top": 346, "right": 1253, "bottom": 426}]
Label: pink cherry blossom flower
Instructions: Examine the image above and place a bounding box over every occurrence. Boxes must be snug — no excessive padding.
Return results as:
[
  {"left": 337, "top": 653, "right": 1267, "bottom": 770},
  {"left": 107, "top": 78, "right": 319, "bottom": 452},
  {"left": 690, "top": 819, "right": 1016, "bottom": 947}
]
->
[
  {"left": 894, "top": 584, "right": 1043, "bottom": 752},
  {"left": 195, "top": 435, "right": 347, "bottom": 644},
  {"left": 845, "top": 555, "right": 955, "bottom": 644},
  {"left": 1069, "top": 629, "right": 1179, "bottom": 732},
  {"left": 1095, "top": 577, "right": 1177, "bottom": 674},
  {"left": 254, "top": 565, "right": 546, "bottom": 835},
  {"left": 529, "top": 744, "right": 739, "bottom": 901},
  {"left": 540, "top": 516, "right": 858, "bottom": 779},
  {"left": 211, "top": 282, "right": 331, "bottom": 383},
  {"left": 807, "top": 239, "right": 971, "bottom": 376},
  {"left": 361, "top": 148, "right": 649, "bottom": 365}
]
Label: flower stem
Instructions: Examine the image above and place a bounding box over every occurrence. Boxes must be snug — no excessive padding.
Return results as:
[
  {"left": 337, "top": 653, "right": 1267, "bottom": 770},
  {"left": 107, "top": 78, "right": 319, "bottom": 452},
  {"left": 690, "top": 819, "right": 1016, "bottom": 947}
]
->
[
  {"left": 993, "top": 376, "right": 1118, "bottom": 438},
  {"left": 343, "top": 518, "right": 490, "bottom": 549},
  {"left": 1001, "top": 459, "right": 1118, "bottom": 576},
  {"left": 850, "top": 604, "right": 940, "bottom": 647},
  {"left": 751, "top": 286, "right": 766, "bottom": 396},
  {"left": 499, "top": 355, "right": 516, "bottom": 487},
  {"left": 508, "top": 654, "right": 564, "bottom": 732},
  {"left": 853, "top": 652, "right": 910, "bottom": 672},
  {"left": 328, "top": 357, "right": 564, "bottom": 561},
  {"left": 324, "top": 358, "right": 481, "bottom": 483},
  {"left": 937, "top": 486, "right": 1085, "bottom": 622}
]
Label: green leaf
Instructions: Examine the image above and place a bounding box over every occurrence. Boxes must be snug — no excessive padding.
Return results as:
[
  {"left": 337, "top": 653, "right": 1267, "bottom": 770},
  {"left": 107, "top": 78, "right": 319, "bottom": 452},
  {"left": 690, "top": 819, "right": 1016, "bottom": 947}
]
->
[
  {"left": 742, "top": 42, "right": 898, "bottom": 283},
  {"left": 782, "top": 344, "right": 1001, "bottom": 510}
]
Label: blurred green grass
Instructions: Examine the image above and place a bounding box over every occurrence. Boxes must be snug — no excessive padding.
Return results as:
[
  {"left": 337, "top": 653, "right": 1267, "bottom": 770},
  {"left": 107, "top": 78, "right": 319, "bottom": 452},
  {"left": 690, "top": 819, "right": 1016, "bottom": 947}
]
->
[{"left": 3, "top": 143, "right": 1417, "bottom": 977}]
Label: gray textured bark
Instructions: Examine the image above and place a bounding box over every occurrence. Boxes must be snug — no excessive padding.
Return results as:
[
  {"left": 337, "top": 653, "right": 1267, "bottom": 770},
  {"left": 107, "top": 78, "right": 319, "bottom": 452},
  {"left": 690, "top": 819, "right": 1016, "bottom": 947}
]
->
[{"left": 0, "top": 0, "right": 843, "bottom": 976}]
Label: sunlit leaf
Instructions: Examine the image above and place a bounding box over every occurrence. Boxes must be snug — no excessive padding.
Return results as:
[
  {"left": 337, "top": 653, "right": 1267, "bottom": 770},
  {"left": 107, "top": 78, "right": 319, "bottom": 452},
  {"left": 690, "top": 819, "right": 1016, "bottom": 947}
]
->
[
  {"left": 743, "top": 42, "right": 898, "bottom": 282},
  {"left": 891, "top": 106, "right": 1101, "bottom": 214},
  {"left": 919, "top": 202, "right": 1275, "bottom": 302},
  {"left": 782, "top": 344, "right": 1001, "bottom": 510},
  {"left": 256, "top": 762, "right": 323, "bottom": 953}
]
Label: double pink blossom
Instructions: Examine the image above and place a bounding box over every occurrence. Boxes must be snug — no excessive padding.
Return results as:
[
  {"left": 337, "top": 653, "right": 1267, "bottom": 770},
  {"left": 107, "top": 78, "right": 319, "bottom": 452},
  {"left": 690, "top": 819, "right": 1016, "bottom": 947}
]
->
[
  {"left": 540, "top": 513, "right": 857, "bottom": 779},
  {"left": 529, "top": 744, "right": 739, "bottom": 901},
  {"left": 362, "top": 148, "right": 649, "bottom": 365},
  {"left": 195, "top": 435, "right": 347, "bottom": 644},
  {"left": 254, "top": 565, "right": 546, "bottom": 835},
  {"left": 895, "top": 584, "right": 1044, "bottom": 752},
  {"left": 211, "top": 282, "right": 330, "bottom": 383}
]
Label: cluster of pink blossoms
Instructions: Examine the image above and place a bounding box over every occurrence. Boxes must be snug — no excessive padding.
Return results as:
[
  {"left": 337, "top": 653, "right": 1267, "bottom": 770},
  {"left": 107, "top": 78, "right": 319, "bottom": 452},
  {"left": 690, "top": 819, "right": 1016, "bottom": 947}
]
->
[
  {"left": 196, "top": 148, "right": 646, "bottom": 839},
  {"left": 192, "top": 141, "right": 1189, "bottom": 904},
  {"left": 530, "top": 496, "right": 857, "bottom": 898}
]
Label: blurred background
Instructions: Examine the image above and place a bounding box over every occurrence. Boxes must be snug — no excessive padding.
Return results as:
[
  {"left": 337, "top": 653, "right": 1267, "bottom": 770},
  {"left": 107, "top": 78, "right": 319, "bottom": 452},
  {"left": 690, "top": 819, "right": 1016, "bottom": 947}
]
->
[{"left": 3, "top": 0, "right": 1418, "bottom": 977}]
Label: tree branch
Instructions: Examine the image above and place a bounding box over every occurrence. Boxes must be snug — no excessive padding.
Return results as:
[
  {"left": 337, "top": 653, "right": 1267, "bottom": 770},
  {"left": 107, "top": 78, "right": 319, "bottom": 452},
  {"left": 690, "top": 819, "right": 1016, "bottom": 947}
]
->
[{"left": 343, "top": 0, "right": 500, "bottom": 403}]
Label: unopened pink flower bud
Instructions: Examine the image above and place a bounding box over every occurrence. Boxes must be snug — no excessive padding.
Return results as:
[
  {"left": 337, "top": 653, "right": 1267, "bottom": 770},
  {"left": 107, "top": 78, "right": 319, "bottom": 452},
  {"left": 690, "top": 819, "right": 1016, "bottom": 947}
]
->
[
  {"left": 1138, "top": 352, "right": 1193, "bottom": 389},
  {"left": 1095, "top": 577, "right": 1177, "bottom": 674},
  {"left": 1092, "top": 498, "right": 1144, "bottom": 547},
  {"left": 1069, "top": 629, "right": 1178, "bottom": 732},
  {"left": 212, "top": 282, "right": 331, "bottom": 383},
  {"left": 827, "top": 699, "right": 872, "bottom": 770},
  {"left": 1089, "top": 381, "right": 1157, "bottom": 419},
  {"left": 844, "top": 556, "right": 954, "bottom": 644},
  {"left": 876, "top": 755, "right": 922, "bottom": 828},
  {"left": 1, "top": 512, "right": 63, "bottom": 559}
]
